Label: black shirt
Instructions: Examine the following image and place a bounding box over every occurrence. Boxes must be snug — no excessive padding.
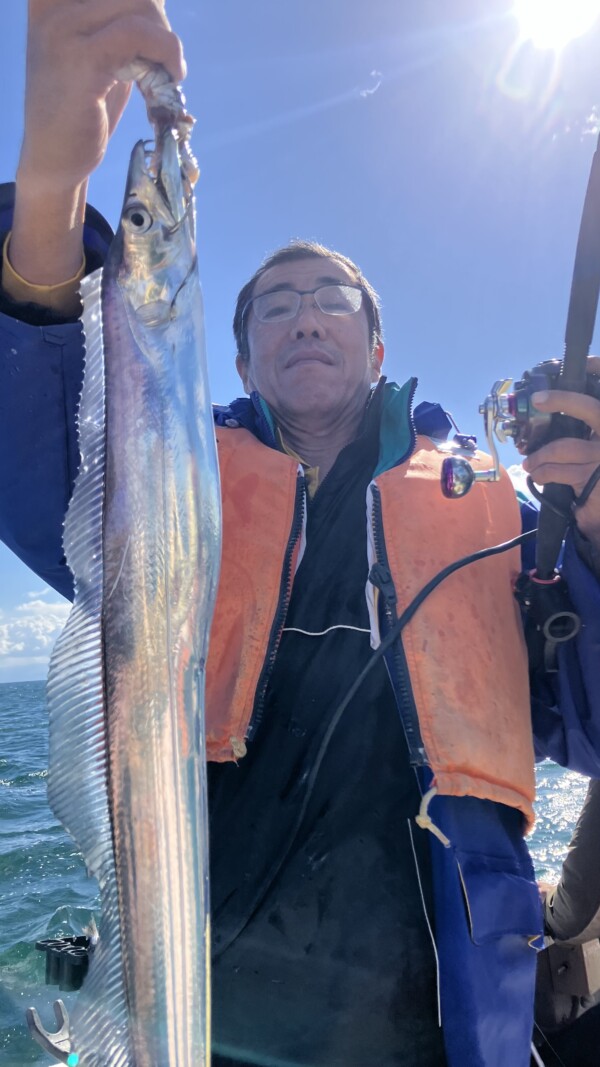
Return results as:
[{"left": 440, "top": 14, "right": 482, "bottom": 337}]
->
[{"left": 209, "top": 395, "right": 447, "bottom": 1066}]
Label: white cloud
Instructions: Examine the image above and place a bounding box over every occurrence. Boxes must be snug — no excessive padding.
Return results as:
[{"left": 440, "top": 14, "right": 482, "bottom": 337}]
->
[
  {"left": 507, "top": 463, "right": 540, "bottom": 507},
  {"left": 0, "top": 598, "right": 70, "bottom": 662},
  {"left": 582, "top": 105, "right": 600, "bottom": 137},
  {"left": 358, "top": 70, "right": 383, "bottom": 99},
  {"left": 0, "top": 655, "right": 53, "bottom": 669}
]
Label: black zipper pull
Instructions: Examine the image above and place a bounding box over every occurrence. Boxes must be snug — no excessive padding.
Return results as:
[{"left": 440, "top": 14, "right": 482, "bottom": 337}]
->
[{"left": 368, "top": 561, "right": 397, "bottom": 606}]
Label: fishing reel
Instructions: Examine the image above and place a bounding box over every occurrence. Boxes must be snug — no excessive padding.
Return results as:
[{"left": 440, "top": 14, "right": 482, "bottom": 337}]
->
[
  {"left": 441, "top": 359, "right": 600, "bottom": 500},
  {"left": 441, "top": 358, "right": 600, "bottom": 668}
]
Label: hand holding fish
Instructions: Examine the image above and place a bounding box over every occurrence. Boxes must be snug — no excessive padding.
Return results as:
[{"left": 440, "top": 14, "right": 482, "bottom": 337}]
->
[{"left": 8, "top": 0, "right": 185, "bottom": 294}]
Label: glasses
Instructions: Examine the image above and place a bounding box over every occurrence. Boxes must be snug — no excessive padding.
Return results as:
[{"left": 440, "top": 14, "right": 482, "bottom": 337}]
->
[{"left": 244, "top": 284, "right": 365, "bottom": 324}]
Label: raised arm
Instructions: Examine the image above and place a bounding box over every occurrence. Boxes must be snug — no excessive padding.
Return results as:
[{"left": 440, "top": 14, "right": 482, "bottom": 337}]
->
[
  {"left": 5, "top": 0, "right": 185, "bottom": 313},
  {"left": 0, "top": 1, "right": 186, "bottom": 594}
]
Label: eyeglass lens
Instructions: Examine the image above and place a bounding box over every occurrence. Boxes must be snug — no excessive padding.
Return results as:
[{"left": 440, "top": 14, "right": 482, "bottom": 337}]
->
[{"left": 252, "top": 285, "right": 363, "bottom": 323}]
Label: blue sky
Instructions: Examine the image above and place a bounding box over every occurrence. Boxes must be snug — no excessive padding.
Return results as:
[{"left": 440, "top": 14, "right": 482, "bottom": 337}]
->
[{"left": 1, "top": 1, "right": 600, "bottom": 681}]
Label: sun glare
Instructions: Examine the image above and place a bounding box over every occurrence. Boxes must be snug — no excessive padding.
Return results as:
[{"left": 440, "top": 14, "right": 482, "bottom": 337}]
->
[{"left": 514, "top": 0, "right": 600, "bottom": 51}]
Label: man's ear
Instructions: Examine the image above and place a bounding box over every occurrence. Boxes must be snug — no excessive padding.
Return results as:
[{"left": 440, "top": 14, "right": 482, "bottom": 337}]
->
[
  {"left": 236, "top": 353, "right": 252, "bottom": 395},
  {"left": 370, "top": 341, "right": 384, "bottom": 381}
]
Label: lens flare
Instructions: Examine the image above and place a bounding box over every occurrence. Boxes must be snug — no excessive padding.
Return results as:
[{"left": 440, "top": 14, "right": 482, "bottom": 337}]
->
[{"left": 514, "top": 0, "right": 600, "bottom": 51}]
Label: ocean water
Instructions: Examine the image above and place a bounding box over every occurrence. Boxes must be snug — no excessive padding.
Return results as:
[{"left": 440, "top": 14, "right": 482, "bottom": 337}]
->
[
  {"left": 0, "top": 681, "right": 99, "bottom": 1066},
  {"left": 0, "top": 681, "right": 590, "bottom": 1066}
]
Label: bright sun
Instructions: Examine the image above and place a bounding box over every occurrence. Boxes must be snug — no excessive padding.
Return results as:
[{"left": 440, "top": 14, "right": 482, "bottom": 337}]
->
[{"left": 514, "top": 0, "right": 600, "bottom": 50}]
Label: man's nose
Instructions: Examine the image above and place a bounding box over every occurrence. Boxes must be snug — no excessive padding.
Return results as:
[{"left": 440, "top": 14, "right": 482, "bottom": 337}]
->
[{"left": 290, "top": 294, "right": 326, "bottom": 339}]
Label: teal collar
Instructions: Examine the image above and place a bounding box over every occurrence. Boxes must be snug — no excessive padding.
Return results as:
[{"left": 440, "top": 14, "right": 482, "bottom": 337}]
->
[{"left": 374, "top": 378, "right": 417, "bottom": 477}]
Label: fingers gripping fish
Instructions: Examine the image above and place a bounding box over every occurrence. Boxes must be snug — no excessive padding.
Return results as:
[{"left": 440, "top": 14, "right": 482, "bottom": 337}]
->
[{"left": 27, "top": 71, "right": 221, "bottom": 1067}]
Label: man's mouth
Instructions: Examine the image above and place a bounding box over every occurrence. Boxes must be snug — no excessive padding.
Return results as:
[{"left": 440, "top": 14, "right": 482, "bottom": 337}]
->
[{"left": 285, "top": 349, "right": 335, "bottom": 369}]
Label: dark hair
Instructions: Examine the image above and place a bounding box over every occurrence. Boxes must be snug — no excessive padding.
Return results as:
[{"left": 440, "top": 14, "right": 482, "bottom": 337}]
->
[{"left": 233, "top": 240, "right": 383, "bottom": 361}]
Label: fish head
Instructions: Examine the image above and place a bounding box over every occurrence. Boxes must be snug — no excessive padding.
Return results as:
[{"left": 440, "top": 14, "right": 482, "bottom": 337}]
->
[{"left": 106, "top": 129, "right": 197, "bottom": 334}]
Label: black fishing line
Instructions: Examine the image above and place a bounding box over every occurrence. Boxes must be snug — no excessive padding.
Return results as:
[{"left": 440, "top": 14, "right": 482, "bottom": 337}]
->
[{"left": 214, "top": 527, "right": 537, "bottom": 956}]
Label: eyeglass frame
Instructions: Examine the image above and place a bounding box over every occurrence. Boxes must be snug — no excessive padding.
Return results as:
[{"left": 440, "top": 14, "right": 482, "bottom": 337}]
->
[{"left": 241, "top": 283, "right": 368, "bottom": 325}]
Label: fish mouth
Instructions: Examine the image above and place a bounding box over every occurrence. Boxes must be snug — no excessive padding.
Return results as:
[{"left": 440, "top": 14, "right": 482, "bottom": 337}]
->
[
  {"left": 122, "top": 68, "right": 198, "bottom": 229},
  {"left": 126, "top": 131, "right": 192, "bottom": 227},
  {"left": 153, "top": 129, "right": 190, "bottom": 225},
  {"left": 136, "top": 65, "right": 199, "bottom": 191}
]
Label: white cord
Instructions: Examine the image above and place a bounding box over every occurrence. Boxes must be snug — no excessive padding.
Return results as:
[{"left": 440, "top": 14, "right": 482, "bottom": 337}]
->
[
  {"left": 407, "top": 817, "right": 442, "bottom": 1028},
  {"left": 531, "top": 1043, "right": 546, "bottom": 1066},
  {"left": 282, "top": 624, "right": 371, "bottom": 637}
]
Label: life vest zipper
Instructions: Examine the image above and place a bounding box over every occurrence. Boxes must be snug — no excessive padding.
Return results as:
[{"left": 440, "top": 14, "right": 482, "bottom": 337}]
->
[
  {"left": 247, "top": 472, "right": 306, "bottom": 740},
  {"left": 368, "top": 483, "right": 428, "bottom": 767}
]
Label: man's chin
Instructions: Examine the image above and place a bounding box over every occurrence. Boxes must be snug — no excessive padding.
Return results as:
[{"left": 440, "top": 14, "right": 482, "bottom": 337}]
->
[{"left": 274, "top": 388, "right": 351, "bottom": 423}]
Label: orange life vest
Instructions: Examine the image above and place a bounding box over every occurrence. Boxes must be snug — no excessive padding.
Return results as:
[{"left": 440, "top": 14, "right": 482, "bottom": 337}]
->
[
  {"left": 368, "top": 436, "right": 534, "bottom": 827},
  {"left": 205, "top": 426, "right": 535, "bottom": 827}
]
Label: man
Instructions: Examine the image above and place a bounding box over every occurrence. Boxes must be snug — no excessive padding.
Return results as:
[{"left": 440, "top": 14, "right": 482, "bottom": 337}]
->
[{"left": 2, "top": 3, "right": 600, "bottom": 1066}]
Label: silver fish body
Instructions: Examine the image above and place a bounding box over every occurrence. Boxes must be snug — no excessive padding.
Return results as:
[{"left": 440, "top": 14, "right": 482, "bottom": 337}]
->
[{"left": 46, "top": 105, "right": 220, "bottom": 1066}]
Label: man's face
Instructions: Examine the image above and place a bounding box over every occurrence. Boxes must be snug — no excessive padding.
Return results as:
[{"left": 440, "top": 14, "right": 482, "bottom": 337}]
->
[{"left": 236, "top": 257, "right": 382, "bottom": 425}]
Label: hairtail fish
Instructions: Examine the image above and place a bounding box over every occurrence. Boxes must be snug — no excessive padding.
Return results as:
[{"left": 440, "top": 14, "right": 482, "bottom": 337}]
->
[{"left": 28, "top": 68, "right": 221, "bottom": 1066}]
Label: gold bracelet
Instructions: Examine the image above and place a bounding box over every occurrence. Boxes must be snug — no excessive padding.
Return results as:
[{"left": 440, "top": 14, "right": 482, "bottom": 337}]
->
[{"left": 2, "top": 231, "right": 85, "bottom": 315}]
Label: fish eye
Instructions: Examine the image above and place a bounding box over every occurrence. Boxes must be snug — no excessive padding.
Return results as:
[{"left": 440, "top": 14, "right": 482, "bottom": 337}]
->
[{"left": 123, "top": 202, "right": 153, "bottom": 234}]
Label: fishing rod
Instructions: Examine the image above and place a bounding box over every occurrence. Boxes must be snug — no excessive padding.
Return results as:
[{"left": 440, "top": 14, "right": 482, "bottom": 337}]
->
[
  {"left": 441, "top": 132, "right": 600, "bottom": 671},
  {"left": 535, "top": 132, "right": 600, "bottom": 575}
]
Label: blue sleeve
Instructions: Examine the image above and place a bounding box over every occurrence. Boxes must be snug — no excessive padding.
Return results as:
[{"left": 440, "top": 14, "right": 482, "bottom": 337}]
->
[
  {"left": 0, "top": 315, "right": 85, "bottom": 600},
  {"left": 526, "top": 502, "right": 600, "bottom": 776},
  {"left": 0, "top": 183, "right": 112, "bottom": 602}
]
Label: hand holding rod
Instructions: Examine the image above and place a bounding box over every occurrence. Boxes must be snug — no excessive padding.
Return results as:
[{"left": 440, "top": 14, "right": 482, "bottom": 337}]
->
[{"left": 535, "top": 132, "right": 600, "bottom": 579}]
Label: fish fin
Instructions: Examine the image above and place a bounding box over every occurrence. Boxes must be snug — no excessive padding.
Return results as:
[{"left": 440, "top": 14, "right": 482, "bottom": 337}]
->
[
  {"left": 47, "top": 269, "right": 108, "bottom": 859},
  {"left": 46, "top": 268, "right": 131, "bottom": 1065}
]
